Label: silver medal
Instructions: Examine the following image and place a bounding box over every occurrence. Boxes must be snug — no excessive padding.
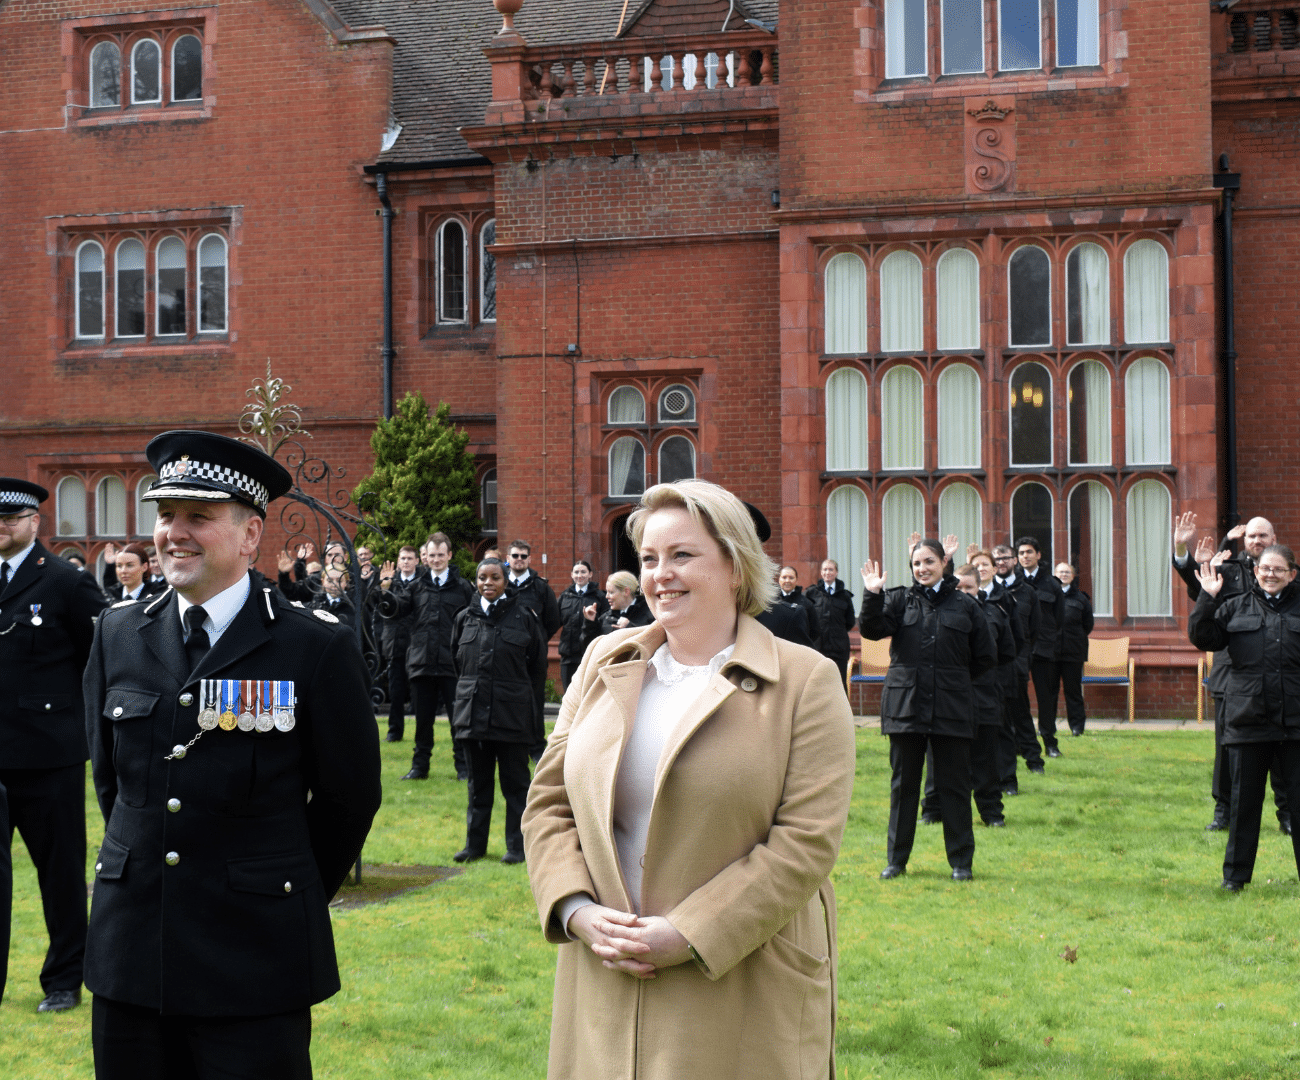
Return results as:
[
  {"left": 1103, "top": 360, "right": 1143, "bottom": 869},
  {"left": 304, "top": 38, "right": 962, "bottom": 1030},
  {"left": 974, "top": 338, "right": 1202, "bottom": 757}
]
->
[
  {"left": 30, "top": 615, "right": 42, "bottom": 626},
  {"left": 197, "top": 680, "right": 219, "bottom": 730},
  {"left": 274, "top": 709, "right": 295, "bottom": 732}
]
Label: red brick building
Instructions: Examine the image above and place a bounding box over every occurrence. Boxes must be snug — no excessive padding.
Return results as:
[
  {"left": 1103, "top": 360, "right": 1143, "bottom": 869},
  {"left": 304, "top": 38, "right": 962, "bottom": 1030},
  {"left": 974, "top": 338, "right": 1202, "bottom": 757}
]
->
[{"left": 1, "top": 0, "right": 1294, "bottom": 714}]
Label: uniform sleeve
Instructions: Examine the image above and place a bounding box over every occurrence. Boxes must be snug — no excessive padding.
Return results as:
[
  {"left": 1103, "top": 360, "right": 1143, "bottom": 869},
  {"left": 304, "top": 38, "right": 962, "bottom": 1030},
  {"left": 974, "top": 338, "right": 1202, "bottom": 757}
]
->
[
  {"left": 1025, "top": 586, "right": 1041, "bottom": 650},
  {"left": 858, "top": 588, "right": 899, "bottom": 640},
  {"left": 82, "top": 614, "right": 116, "bottom": 823},
  {"left": 995, "top": 610, "right": 1018, "bottom": 668},
  {"left": 1188, "top": 593, "right": 1230, "bottom": 653},
  {"left": 967, "top": 602, "right": 998, "bottom": 680},
  {"left": 1080, "top": 593, "right": 1095, "bottom": 637},
  {"left": 841, "top": 591, "right": 856, "bottom": 632},
  {"left": 1173, "top": 554, "right": 1202, "bottom": 600},
  {"left": 1049, "top": 580, "right": 1066, "bottom": 635},
  {"left": 528, "top": 611, "right": 547, "bottom": 681},
  {"left": 541, "top": 584, "right": 562, "bottom": 639},
  {"left": 664, "top": 658, "right": 856, "bottom": 981},
  {"left": 69, "top": 565, "right": 111, "bottom": 670}
]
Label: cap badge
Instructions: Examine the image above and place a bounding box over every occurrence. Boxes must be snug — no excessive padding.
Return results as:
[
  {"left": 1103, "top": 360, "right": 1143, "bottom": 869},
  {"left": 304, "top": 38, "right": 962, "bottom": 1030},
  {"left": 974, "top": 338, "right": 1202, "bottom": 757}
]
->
[{"left": 175, "top": 456, "right": 190, "bottom": 477}]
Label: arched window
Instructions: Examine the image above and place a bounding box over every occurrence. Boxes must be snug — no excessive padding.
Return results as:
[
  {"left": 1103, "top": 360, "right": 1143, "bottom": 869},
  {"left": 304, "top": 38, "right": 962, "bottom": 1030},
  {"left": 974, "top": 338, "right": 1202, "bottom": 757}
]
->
[
  {"left": 1067, "top": 481, "right": 1112, "bottom": 615},
  {"left": 881, "top": 365, "right": 923, "bottom": 470},
  {"left": 1067, "top": 359, "right": 1111, "bottom": 465},
  {"left": 1008, "top": 246, "right": 1050, "bottom": 347},
  {"left": 1011, "top": 482, "right": 1054, "bottom": 566},
  {"left": 1125, "top": 358, "right": 1170, "bottom": 465},
  {"left": 937, "top": 363, "right": 980, "bottom": 468},
  {"left": 1127, "top": 479, "right": 1171, "bottom": 616},
  {"left": 172, "top": 34, "right": 203, "bottom": 101},
  {"left": 885, "top": 0, "right": 927, "bottom": 78},
  {"left": 131, "top": 39, "right": 161, "bottom": 104},
  {"left": 57, "top": 477, "right": 87, "bottom": 536},
  {"left": 824, "top": 253, "right": 867, "bottom": 354},
  {"left": 609, "top": 437, "right": 645, "bottom": 498},
  {"left": 658, "top": 436, "right": 695, "bottom": 484},
  {"left": 155, "top": 236, "right": 187, "bottom": 336},
  {"left": 1066, "top": 242, "right": 1109, "bottom": 345},
  {"left": 936, "top": 248, "right": 979, "bottom": 350},
  {"left": 480, "top": 220, "right": 496, "bottom": 322},
  {"left": 97, "top": 476, "right": 127, "bottom": 537},
  {"left": 1009, "top": 361, "right": 1052, "bottom": 466},
  {"left": 90, "top": 41, "right": 120, "bottom": 108},
  {"left": 115, "top": 239, "right": 145, "bottom": 338},
  {"left": 480, "top": 468, "right": 498, "bottom": 533},
  {"left": 879, "top": 250, "right": 923, "bottom": 352},
  {"left": 76, "top": 241, "right": 105, "bottom": 339},
  {"left": 1058, "top": 0, "right": 1101, "bottom": 66},
  {"left": 882, "top": 484, "right": 925, "bottom": 584},
  {"left": 436, "top": 219, "right": 467, "bottom": 323},
  {"left": 1000, "top": 0, "right": 1041, "bottom": 69},
  {"left": 198, "top": 234, "right": 227, "bottom": 332},
  {"left": 825, "top": 367, "right": 868, "bottom": 470},
  {"left": 658, "top": 384, "right": 696, "bottom": 424},
  {"left": 608, "top": 385, "right": 645, "bottom": 425},
  {"left": 827, "top": 486, "right": 869, "bottom": 584},
  {"left": 938, "top": 482, "right": 982, "bottom": 552},
  {"left": 136, "top": 475, "right": 158, "bottom": 536},
  {"left": 942, "top": 0, "right": 984, "bottom": 74},
  {"left": 1124, "top": 239, "right": 1169, "bottom": 343}
]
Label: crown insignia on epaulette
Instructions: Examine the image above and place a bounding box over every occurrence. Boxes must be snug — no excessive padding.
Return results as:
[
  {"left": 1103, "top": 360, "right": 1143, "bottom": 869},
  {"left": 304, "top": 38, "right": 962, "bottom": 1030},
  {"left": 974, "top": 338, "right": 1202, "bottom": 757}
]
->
[{"left": 313, "top": 608, "right": 339, "bottom": 624}]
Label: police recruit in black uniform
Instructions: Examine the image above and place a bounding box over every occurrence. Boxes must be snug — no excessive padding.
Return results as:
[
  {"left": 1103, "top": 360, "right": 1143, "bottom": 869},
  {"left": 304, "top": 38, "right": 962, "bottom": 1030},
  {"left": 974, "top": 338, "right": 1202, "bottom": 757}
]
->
[{"left": 82, "top": 430, "right": 382, "bottom": 1079}]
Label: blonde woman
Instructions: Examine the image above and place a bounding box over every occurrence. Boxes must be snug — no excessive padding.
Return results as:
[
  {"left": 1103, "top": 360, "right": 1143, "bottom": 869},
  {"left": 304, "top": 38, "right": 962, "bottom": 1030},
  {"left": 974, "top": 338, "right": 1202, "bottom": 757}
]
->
[{"left": 524, "top": 480, "right": 856, "bottom": 1079}]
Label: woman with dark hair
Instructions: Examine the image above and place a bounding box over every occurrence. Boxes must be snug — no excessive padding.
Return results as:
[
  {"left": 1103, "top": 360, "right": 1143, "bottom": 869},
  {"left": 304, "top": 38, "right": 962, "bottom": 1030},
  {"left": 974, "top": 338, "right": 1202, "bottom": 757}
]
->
[
  {"left": 860, "top": 539, "right": 997, "bottom": 881},
  {"left": 558, "top": 560, "right": 609, "bottom": 691}
]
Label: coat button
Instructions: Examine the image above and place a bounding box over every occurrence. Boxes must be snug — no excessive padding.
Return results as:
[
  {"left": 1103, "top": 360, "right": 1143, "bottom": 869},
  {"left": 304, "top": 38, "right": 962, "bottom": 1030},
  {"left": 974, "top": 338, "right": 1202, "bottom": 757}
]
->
[
  {"left": 44, "top": 702, "right": 52, "bottom": 711},
  {"left": 165, "top": 852, "right": 180, "bottom": 866},
  {"left": 112, "top": 706, "right": 124, "bottom": 717},
  {"left": 171, "top": 744, "right": 187, "bottom": 759},
  {"left": 740, "top": 677, "right": 758, "bottom": 692},
  {"left": 179, "top": 693, "right": 194, "bottom": 707},
  {"left": 167, "top": 798, "right": 181, "bottom": 813},
  {"left": 95, "top": 862, "right": 102, "bottom": 872},
  {"left": 284, "top": 881, "right": 292, "bottom": 893}
]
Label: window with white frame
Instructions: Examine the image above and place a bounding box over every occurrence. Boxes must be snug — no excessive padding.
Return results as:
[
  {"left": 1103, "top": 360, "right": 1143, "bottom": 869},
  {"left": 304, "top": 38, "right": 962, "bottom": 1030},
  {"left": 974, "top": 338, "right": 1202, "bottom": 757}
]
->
[
  {"left": 608, "top": 385, "right": 646, "bottom": 425},
  {"left": 81, "top": 25, "right": 205, "bottom": 118},
  {"left": 827, "top": 486, "right": 869, "bottom": 584},
  {"left": 1127, "top": 479, "right": 1171, "bottom": 615},
  {"left": 1009, "top": 361, "right": 1052, "bottom": 466},
  {"left": 436, "top": 219, "right": 467, "bottom": 324},
  {"left": 937, "top": 363, "right": 980, "bottom": 468},
  {"left": 659, "top": 436, "right": 696, "bottom": 484},
  {"left": 881, "top": 484, "right": 925, "bottom": 583},
  {"left": 90, "top": 41, "right": 121, "bottom": 107},
  {"left": 825, "top": 252, "right": 867, "bottom": 354},
  {"left": 825, "top": 367, "right": 868, "bottom": 470},
  {"left": 198, "top": 233, "right": 227, "bottom": 333},
  {"left": 57, "top": 476, "right": 88, "bottom": 537},
  {"left": 172, "top": 34, "right": 202, "bottom": 100},
  {"left": 156, "top": 236, "right": 187, "bottom": 335},
  {"left": 97, "top": 476, "right": 127, "bottom": 537},
  {"left": 942, "top": 0, "right": 984, "bottom": 74},
  {"left": 1000, "top": 0, "right": 1041, "bottom": 70},
  {"left": 1067, "top": 359, "right": 1111, "bottom": 465},
  {"left": 1067, "top": 480, "right": 1112, "bottom": 615},
  {"left": 938, "top": 482, "right": 982, "bottom": 552},
  {"left": 880, "top": 365, "right": 923, "bottom": 470},
  {"left": 481, "top": 468, "right": 498, "bottom": 533},
  {"left": 1056, "top": 0, "right": 1101, "bottom": 66},
  {"left": 76, "top": 241, "right": 105, "bottom": 339},
  {"left": 131, "top": 39, "right": 161, "bottom": 103},
  {"left": 880, "top": 250, "right": 924, "bottom": 352},
  {"left": 115, "top": 239, "right": 146, "bottom": 338},
  {"left": 1066, "top": 242, "right": 1109, "bottom": 345},
  {"left": 658, "top": 384, "right": 696, "bottom": 424},
  {"left": 609, "top": 437, "right": 646, "bottom": 498},
  {"left": 1125, "top": 357, "right": 1170, "bottom": 465},
  {"left": 480, "top": 219, "right": 496, "bottom": 322},
  {"left": 885, "top": 0, "right": 927, "bottom": 78},
  {"left": 1124, "top": 239, "right": 1169, "bottom": 343},
  {"left": 1010, "top": 481, "right": 1053, "bottom": 565},
  {"left": 136, "top": 475, "right": 159, "bottom": 536},
  {"left": 936, "top": 247, "right": 979, "bottom": 349},
  {"left": 1008, "top": 246, "right": 1051, "bottom": 347}
]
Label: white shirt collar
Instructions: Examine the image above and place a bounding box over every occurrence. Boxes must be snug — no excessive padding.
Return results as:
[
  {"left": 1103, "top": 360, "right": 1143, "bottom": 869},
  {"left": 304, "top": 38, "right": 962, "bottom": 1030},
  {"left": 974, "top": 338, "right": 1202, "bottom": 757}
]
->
[
  {"left": 647, "top": 642, "right": 736, "bottom": 686},
  {"left": 511, "top": 570, "right": 531, "bottom": 586},
  {"left": 981, "top": 583, "right": 993, "bottom": 596},
  {"left": 2, "top": 540, "right": 37, "bottom": 577},
  {"left": 125, "top": 581, "right": 145, "bottom": 600},
  {"left": 432, "top": 570, "right": 448, "bottom": 587},
  {"left": 176, "top": 572, "right": 251, "bottom": 647},
  {"left": 480, "top": 594, "right": 498, "bottom": 614},
  {"left": 400, "top": 572, "right": 415, "bottom": 581},
  {"left": 824, "top": 581, "right": 835, "bottom": 594}
]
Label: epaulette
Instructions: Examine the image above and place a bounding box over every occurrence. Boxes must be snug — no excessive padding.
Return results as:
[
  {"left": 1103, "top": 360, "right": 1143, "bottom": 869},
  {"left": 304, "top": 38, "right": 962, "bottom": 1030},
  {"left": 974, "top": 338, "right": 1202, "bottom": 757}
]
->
[
  {"left": 313, "top": 608, "right": 339, "bottom": 624},
  {"left": 291, "top": 600, "right": 306, "bottom": 608},
  {"left": 112, "top": 598, "right": 137, "bottom": 609}
]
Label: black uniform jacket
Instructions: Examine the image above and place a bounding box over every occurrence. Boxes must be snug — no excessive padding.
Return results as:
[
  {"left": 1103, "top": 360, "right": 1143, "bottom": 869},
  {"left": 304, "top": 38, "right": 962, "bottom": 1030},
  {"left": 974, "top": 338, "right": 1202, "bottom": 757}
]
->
[
  {"left": 0, "top": 539, "right": 108, "bottom": 768},
  {"left": 859, "top": 577, "right": 998, "bottom": 738},
  {"left": 999, "top": 574, "right": 1041, "bottom": 678},
  {"left": 1058, "top": 584, "right": 1094, "bottom": 663},
  {"left": 806, "top": 579, "right": 856, "bottom": 661},
  {"left": 309, "top": 592, "right": 356, "bottom": 629},
  {"left": 757, "top": 597, "right": 818, "bottom": 649},
  {"left": 558, "top": 584, "right": 608, "bottom": 663},
  {"left": 777, "top": 586, "right": 822, "bottom": 644},
  {"left": 375, "top": 570, "right": 424, "bottom": 663},
  {"left": 978, "top": 592, "right": 1020, "bottom": 714},
  {"left": 1177, "top": 547, "right": 1252, "bottom": 697},
  {"left": 387, "top": 567, "right": 476, "bottom": 680},
  {"left": 1188, "top": 582, "right": 1300, "bottom": 744},
  {"left": 82, "top": 572, "right": 382, "bottom": 1015},
  {"left": 587, "top": 594, "right": 655, "bottom": 640},
  {"left": 450, "top": 594, "right": 546, "bottom": 743},
  {"left": 507, "top": 572, "right": 562, "bottom": 640},
  {"left": 1021, "top": 567, "right": 1065, "bottom": 661},
  {"left": 985, "top": 580, "right": 1024, "bottom": 657}
]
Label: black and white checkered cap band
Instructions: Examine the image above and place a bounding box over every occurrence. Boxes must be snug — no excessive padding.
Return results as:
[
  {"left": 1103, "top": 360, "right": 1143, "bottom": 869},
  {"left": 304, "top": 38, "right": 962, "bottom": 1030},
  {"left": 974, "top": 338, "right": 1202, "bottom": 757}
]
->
[
  {"left": 0, "top": 491, "right": 40, "bottom": 509},
  {"left": 155, "top": 459, "right": 270, "bottom": 510}
]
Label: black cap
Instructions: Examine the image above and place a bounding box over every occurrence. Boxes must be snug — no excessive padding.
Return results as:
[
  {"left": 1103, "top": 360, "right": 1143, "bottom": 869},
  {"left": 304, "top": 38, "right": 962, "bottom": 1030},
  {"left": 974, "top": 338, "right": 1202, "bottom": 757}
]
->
[
  {"left": 141, "top": 431, "right": 292, "bottom": 517},
  {"left": 744, "top": 503, "right": 772, "bottom": 544},
  {"left": 0, "top": 478, "right": 49, "bottom": 515}
]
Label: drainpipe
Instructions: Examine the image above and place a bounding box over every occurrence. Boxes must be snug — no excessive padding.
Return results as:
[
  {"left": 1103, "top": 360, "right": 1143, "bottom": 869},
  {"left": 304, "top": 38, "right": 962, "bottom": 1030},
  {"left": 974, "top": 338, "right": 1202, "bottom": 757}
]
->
[
  {"left": 376, "top": 172, "right": 395, "bottom": 420},
  {"left": 1214, "top": 155, "right": 1241, "bottom": 528}
]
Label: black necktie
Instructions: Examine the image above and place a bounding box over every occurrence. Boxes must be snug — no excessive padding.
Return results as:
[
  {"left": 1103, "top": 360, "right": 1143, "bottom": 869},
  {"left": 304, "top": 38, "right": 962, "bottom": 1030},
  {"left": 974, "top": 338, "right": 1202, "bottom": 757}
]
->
[
  {"left": 0, "top": 562, "right": 9, "bottom": 592},
  {"left": 184, "top": 606, "right": 211, "bottom": 673}
]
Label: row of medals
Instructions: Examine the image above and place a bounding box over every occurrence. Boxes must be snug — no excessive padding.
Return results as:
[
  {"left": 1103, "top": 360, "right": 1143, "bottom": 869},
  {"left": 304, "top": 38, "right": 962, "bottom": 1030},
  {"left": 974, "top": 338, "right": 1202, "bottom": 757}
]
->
[{"left": 196, "top": 679, "right": 295, "bottom": 733}]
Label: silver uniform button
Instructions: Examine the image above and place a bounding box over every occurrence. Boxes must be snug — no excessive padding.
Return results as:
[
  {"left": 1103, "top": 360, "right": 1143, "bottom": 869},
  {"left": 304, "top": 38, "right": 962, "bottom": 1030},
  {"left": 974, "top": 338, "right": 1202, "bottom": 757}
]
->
[
  {"left": 179, "top": 693, "right": 194, "bottom": 707},
  {"left": 165, "top": 852, "right": 180, "bottom": 866},
  {"left": 284, "top": 881, "right": 292, "bottom": 893},
  {"left": 44, "top": 702, "right": 52, "bottom": 711},
  {"left": 740, "top": 677, "right": 758, "bottom": 692},
  {"left": 112, "top": 706, "right": 124, "bottom": 717},
  {"left": 95, "top": 862, "right": 102, "bottom": 872},
  {"left": 167, "top": 798, "right": 181, "bottom": 812},
  {"left": 171, "top": 744, "right": 187, "bottom": 759}
]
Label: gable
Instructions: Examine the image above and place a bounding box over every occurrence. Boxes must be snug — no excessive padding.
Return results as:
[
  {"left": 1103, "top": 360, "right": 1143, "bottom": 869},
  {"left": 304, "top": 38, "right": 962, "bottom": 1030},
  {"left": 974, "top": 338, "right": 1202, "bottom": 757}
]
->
[{"left": 621, "top": 0, "right": 777, "bottom": 38}]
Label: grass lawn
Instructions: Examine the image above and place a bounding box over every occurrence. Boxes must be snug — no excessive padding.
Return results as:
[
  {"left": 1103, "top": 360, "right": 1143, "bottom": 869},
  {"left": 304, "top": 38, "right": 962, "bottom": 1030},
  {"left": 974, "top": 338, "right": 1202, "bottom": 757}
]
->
[{"left": 4, "top": 723, "right": 1300, "bottom": 1078}]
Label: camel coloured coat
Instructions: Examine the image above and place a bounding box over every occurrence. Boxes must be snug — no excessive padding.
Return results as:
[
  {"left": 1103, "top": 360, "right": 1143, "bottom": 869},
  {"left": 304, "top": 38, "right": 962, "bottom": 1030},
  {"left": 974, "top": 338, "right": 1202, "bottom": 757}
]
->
[{"left": 522, "top": 614, "right": 856, "bottom": 1080}]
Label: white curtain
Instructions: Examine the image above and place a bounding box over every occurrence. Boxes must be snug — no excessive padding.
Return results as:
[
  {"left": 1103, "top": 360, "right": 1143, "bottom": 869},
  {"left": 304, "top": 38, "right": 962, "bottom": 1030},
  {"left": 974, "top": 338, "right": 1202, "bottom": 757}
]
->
[
  {"left": 882, "top": 484, "right": 925, "bottom": 584},
  {"left": 57, "top": 476, "right": 86, "bottom": 537},
  {"left": 1124, "top": 239, "right": 1169, "bottom": 343},
  {"left": 1125, "top": 357, "right": 1170, "bottom": 465},
  {"left": 826, "top": 367, "right": 868, "bottom": 470},
  {"left": 936, "top": 248, "right": 979, "bottom": 350},
  {"left": 1069, "top": 359, "right": 1111, "bottom": 465},
  {"left": 1127, "top": 480, "right": 1171, "bottom": 616},
  {"left": 609, "top": 437, "right": 645, "bottom": 497},
  {"left": 136, "top": 476, "right": 158, "bottom": 536},
  {"left": 1087, "top": 482, "right": 1113, "bottom": 615},
  {"left": 1075, "top": 0, "right": 1100, "bottom": 65},
  {"left": 880, "top": 250, "right": 923, "bottom": 352},
  {"left": 608, "top": 386, "right": 645, "bottom": 424},
  {"left": 97, "top": 476, "right": 127, "bottom": 537},
  {"left": 937, "top": 363, "right": 980, "bottom": 468},
  {"left": 825, "top": 253, "right": 867, "bottom": 354},
  {"left": 938, "top": 483, "right": 982, "bottom": 552},
  {"left": 881, "top": 365, "right": 924, "bottom": 470},
  {"left": 827, "top": 486, "right": 869, "bottom": 583},
  {"left": 1071, "top": 242, "right": 1109, "bottom": 345}
]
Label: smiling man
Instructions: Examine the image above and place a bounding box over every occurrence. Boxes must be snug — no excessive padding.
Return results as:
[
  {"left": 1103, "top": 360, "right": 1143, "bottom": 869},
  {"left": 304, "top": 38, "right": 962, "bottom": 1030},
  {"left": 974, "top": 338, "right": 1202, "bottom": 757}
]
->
[{"left": 81, "top": 430, "right": 382, "bottom": 1080}]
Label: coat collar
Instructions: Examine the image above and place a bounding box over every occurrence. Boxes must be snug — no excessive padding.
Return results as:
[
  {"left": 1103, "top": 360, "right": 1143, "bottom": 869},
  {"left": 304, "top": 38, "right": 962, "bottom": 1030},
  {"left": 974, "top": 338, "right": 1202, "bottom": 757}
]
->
[
  {"left": 599, "top": 611, "right": 780, "bottom": 685},
  {"left": 0, "top": 538, "right": 48, "bottom": 604}
]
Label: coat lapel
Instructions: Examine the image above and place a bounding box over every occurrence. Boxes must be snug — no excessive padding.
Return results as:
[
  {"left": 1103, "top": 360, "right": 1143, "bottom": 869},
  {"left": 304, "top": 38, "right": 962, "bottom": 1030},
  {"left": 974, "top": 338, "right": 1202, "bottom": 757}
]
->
[
  {"left": 0, "top": 539, "right": 46, "bottom": 607},
  {"left": 191, "top": 584, "right": 270, "bottom": 685},
  {"left": 139, "top": 592, "right": 188, "bottom": 688}
]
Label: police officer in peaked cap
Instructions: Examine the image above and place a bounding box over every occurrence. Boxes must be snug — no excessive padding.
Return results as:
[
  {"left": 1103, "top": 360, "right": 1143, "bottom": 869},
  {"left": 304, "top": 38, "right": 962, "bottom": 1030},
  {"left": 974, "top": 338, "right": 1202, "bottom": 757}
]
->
[
  {"left": 82, "top": 431, "right": 382, "bottom": 1079},
  {"left": 0, "top": 476, "right": 108, "bottom": 1012}
]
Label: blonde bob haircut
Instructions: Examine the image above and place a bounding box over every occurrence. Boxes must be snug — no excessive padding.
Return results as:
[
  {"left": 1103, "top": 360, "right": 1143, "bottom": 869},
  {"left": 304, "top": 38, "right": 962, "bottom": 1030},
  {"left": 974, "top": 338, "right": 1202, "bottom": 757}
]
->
[
  {"left": 605, "top": 570, "right": 640, "bottom": 595},
  {"left": 627, "top": 480, "right": 778, "bottom": 618}
]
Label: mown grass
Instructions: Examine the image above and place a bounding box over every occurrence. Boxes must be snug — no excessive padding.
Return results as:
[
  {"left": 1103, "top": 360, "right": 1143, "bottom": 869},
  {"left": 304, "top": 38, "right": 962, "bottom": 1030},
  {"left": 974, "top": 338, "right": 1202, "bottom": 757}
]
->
[{"left": 4, "top": 725, "right": 1300, "bottom": 1078}]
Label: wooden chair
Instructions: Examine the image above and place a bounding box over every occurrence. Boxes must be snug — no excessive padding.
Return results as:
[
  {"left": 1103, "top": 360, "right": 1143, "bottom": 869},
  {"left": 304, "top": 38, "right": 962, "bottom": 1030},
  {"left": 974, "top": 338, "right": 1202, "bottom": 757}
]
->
[
  {"left": 1081, "top": 636, "right": 1135, "bottom": 723},
  {"left": 846, "top": 636, "right": 892, "bottom": 698}
]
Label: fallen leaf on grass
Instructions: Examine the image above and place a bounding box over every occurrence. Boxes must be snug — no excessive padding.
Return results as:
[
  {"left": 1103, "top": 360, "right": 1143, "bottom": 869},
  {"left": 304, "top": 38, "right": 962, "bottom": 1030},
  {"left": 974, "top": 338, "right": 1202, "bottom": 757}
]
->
[
  {"left": 1044, "top": 1037, "right": 1054, "bottom": 1047},
  {"left": 1060, "top": 946, "right": 1078, "bottom": 963}
]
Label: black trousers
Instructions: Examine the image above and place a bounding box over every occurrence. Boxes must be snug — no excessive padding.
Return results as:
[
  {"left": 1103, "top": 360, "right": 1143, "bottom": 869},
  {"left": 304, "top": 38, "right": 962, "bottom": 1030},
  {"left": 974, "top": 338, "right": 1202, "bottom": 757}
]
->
[
  {"left": 1223, "top": 741, "right": 1300, "bottom": 885},
  {"left": 92, "top": 995, "right": 311, "bottom": 1080},
  {"left": 0, "top": 778, "right": 10, "bottom": 1005},
  {"left": 887, "top": 733, "right": 974, "bottom": 870},
  {"left": 463, "top": 740, "right": 532, "bottom": 857},
  {"left": 826, "top": 653, "right": 850, "bottom": 694},
  {"left": 385, "top": 656, "right": 410, "bottom": 740},
  {"left": 530, "top": 674, "right": 549, "bottom": 761},
  {"left": 921, "top": 726, "right": 1003, "bottom": 825},
  {"left": 1210, "top": 695, "right": 1288, "bottom": 822},
  {"left": 560, "top": 659, "right": 580, "bottom": 694},
  {"left": 1031, "top": 658, "right": 1061, "bottom": 749},
  {"left": 410, "top": 675, "right": 465, "bottom": 776},
  {"left": 0, "top": 764, "right": 86, "bottom": 994},
  {"left": 1059, "top": 660, "right": 1086, "bottom": 733},
  {"left": 1003, "top": 673, "right": 1045, "bottom": 780}
]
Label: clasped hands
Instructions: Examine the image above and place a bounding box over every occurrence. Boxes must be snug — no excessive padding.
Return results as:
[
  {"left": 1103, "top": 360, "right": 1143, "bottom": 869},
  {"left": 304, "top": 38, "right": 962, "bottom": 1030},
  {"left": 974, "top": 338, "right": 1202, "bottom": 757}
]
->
[{"left": 567, "top": 904, "right": 691, "bottom": 980}]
